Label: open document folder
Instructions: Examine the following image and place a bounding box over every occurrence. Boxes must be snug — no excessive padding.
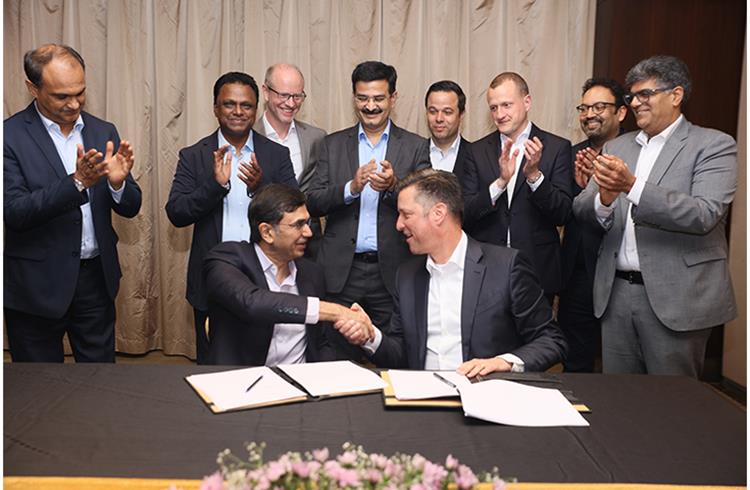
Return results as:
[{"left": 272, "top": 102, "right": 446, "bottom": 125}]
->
[
  {"left": 387, "top": 370, "right": 471, "bottom": 400},
  {"left": 460, "top": 379, "right": 590, "bottom": 427}
]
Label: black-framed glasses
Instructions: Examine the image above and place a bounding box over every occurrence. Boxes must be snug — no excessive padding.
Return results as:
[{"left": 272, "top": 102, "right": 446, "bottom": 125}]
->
[
  {"left": 276, "top": 218, "right": 312, "bottom": 231},
  {"left": 266, "top": 85, "right": 306, "bottom": 103},
  {"left": 576, "top": 102, "right": 618, "bottom": 115},
  {"left": 623, "top": 87, "right": 672, "bottom": 105}
]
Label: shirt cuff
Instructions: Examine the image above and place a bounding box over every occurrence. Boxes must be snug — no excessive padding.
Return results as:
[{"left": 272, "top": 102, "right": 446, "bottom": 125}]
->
[
  {"left": 344, "top": 180, "right": 359, "bottom": 204},
  {"left": 498, "top": 353, "right": 525, "bottom": 373},
  {"left": 108, "top": 180, "right": 126, "bottom": 203},
  {"left": 626, "top": 177, "right": 645, "bottom": 206},
  {"left": 594, "top": 192, "right": 616, "bottom": 227},
  {"left": 526, "top": 173, "right": 544, "bottom": 192},
  {"left": 305, "top": 297, "right": 320, "bottom": 324},
  {"left": 489, "top": 180, "right": 505, "bottom": 205},
  {"left": 361, "top": 325, "right": 383, "bottom": 354}
]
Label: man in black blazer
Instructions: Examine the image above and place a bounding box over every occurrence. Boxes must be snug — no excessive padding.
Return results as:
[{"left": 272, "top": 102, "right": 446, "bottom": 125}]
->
[
  {"left": 4, "top": 44, "right": 142, "bottom": 362},
  {"left": 462, "top": 72, "right": 573, "bottom": 301},
  {"left": 306, "top": 61, "right": 430, "bottom": 360},
  {"left": 204, "top": 184, "right": 371, "bottom": 366},
  {"left": 424, "top": 80, "right": 471, "bottom": 180},
  {"left": 166, "top": 72, "right": 298, "bottom": 364},
  {"left": 558, "top": 78, "right": 627, "bottom": 372},
  {"left": 334, "top": 169, "right": 566, "bottom": 375}
]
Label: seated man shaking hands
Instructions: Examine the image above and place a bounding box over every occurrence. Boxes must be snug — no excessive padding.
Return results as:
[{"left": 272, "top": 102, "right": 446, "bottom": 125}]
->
[
  {"left": 335, "top": 169, "right": 566, "bottom": 376},
  {"left": 204, "top": 184, "right": 373, "bottom": 366}
]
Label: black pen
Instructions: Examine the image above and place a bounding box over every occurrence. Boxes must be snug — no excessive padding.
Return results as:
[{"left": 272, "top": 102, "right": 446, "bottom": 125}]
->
[
  {"left": 245, "top": 375, "right": 263, "bottom": 393},
  {"left": 433, "top": 372, "right": 458, "bottom": 390}
]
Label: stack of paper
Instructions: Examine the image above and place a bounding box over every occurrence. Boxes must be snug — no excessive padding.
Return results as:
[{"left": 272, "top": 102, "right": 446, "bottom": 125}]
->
[
  {"left": 278, "top": 360, "right": 387, "bottom": 397},
  {"left": 387, "top": 370, "right": 471, "bottom": 400}
]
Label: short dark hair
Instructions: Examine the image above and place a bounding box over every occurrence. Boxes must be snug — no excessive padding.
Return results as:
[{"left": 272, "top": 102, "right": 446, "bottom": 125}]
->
[
  {"left": 213, "top": 72, "right": 259, "bottom": 105},
  {"left": 396, "top": 168, "right": 464, "bottom": 223},
  {"left": 489, "top": 72, "right": 529, "bottom": 95},
  {"left": 582, "top": 77, "right": 626, "bottom": 108},
  {"left": 24, "top": 44, "right": 85, "bottom": 87},
  {"left": 625, "top": 55, "right": 692, "bottom": 104},
  {"left": 424, "top": 80, "right": 466, "bottom": 113},
  {"left": 248, "top": 184, "right": 307, "bottom": 243},
  {"left": 351, "top": 61, "right": 397, "bottom": 94}
]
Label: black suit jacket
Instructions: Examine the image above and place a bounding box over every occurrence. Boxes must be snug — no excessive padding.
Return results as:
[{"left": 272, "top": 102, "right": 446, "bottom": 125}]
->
[
  {"left": 306, "top": 122, "right": 431, "bottom": 296},
  {"left": 4, "top": 103, "right": 142, "bottom": 318},
  {"left": 462, "top": 124, "right": 573, "bottom": 295},
  {"left": 449, "top": 136, "right": 472, "bottom": 182},
  {"left": 203, "top": 241, "right": 335, "bottom": 365},
  {"left": 165, "top": 130, "right": 298, "bottom": 311},
  {"left": 371, "top": 237, "right": 566, "bottom": 371}
]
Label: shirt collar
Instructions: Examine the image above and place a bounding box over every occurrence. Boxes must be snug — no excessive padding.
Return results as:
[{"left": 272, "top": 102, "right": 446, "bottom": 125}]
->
[
  {"left": 426, "top": 231, "right": 468, "bottom": 274},
  {"left": 500, "top": 121, "right": 532, "bottom": 147},
  {"left": 635, "top": 114, "right": 683, "bottom": 147},
  {"left": 218, "top": 128, "right": 254, "bottom": 154},
  {"left": 34, "top": 101, "right": 84, "bottom": 134},
  {"left": 254, "top": 242, "right": 298, "bottom": 285},
  {"left": 262, "top": 112, "right": 296, "bottom": 139},
  {"left": 357, "top": 119, "right": 391, "bottom": 143},
  {"left": 429, "top": 134, "right": 461, "bottom": 155}
]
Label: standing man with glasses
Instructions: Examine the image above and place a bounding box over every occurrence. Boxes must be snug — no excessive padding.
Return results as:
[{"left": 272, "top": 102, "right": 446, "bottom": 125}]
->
[
  {"left": 166, "top": 71, "right": 298, "bottom": 364},
  {"left": 255, "top": 63, "right": 327, "bottom": 259},
  {"left": 307, "top": 61, "right": 431, "bottom": 361},
  {"left": 573, "top": 56, "right": 737, "bottom": 377},
  {"left": 559, "top": 78, "right": 627, "bottom": 372}
]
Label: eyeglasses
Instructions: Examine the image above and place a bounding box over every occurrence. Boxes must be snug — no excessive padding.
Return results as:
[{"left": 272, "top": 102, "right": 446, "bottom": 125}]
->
[
  {"left": 276, "top": 218, "right": 312, "bottom": 231},
  {"left": 266, "top": 85, "right": 306, "bottom": 103},
  {"left": 623, "top": 87, "right": 672, "bottom": 105},
  {"left": 575, "top": 102, "right": 618, "bottom": 115}
]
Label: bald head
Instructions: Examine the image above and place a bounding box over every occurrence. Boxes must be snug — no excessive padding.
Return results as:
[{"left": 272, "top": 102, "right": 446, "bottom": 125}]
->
[
  {"left": 24, "top": 44, "right": 85, "bottom": 88},
  {"left": 261, "top": 63, "right": 307, "bottom": 131}
]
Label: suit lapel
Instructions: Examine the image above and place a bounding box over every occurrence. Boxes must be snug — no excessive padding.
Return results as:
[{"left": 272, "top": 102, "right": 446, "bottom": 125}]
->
[
  {"left": 346, "top": 126, "right": 360, "bottom": 177},
  {"left": 485, "top": 135, "right": 507, "bottom": 210},
  {"left": 23, "top": 104, "right": 68, "bottom": 179},
  {"left": 414, "top": 263, "right": 430, "bottom": 369},
  {"left": 461, "top": 239, "right": 485, "bottom": 361},
  {"left": 511, "top": 124, "right": 541, "bottom": 205},
  {"left": 646, "top": 118, "right": 689, "bottom": 185},
  {"left": 296, "top": 120, "right": 312, "bottom": 175},
  {"left": 384, "top": 124, "right": 402, "bottom": 170},
  {"left": 205, "top": 132, "right": 223, "bottom": 240}
]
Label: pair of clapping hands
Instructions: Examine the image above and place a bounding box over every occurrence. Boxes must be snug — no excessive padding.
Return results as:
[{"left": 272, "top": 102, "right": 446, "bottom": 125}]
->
[
  {"left": 350, "top": 159, "right": 396, "bottom": 194},
  {"left": 74, "top": 140, "right": 135, "bottom": 190},
  {"left": 213, "top": 144, "right": 263, "bottom": 193},
  {"left": 575, "top": 147, "right": 636, "bottom": 205}
]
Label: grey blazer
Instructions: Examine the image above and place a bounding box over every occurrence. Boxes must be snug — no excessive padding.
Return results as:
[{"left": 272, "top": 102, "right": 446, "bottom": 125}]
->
[
  {"left": 573, "top": 118, "right": 737, "bottom": 331},
  {"left": 254, "top": 117, "right": 327, "bottom": 192}
]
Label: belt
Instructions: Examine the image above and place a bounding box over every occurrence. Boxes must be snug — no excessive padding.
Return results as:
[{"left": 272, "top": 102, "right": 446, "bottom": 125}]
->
[
  {"left": 353, "top": 252, "right": 379, "bottom": 263},
  {"left": 615, "top": 270, "right": 643, "bottom": 284}
]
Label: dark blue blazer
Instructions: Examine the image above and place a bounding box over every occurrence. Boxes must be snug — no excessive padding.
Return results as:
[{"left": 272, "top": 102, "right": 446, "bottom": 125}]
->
[
  {"left": 371, "top": 237, "right": 567, "bottom": 371},
  {"left": 4, "top": 103, "right": 142, "bottom": 318},
  {"left": 165, "top": 130, "right": 298, "bottom": 311}
]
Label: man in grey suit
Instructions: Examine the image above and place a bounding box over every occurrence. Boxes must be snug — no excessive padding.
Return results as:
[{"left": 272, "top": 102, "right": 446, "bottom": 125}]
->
[
  {"left": 254, "top": 63, "right": 327, "bottom": 258},
  {"left": 306, "top": 61, "right": 431, "bottom": 360},
  {"left": 573, "top": 55, "right": 737, "bottom": 377},
  {"left": 334, "top": 169, "right": 566, "bottom": 375}
]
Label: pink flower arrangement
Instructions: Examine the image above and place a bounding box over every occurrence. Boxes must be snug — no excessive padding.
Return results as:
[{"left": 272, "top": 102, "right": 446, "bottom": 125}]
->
[{"left": 199, "top": 442, "right": 507, "bottom": 489}]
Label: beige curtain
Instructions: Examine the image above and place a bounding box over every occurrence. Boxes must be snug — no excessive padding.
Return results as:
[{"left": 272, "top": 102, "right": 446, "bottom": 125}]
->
[{"left": 3, "top": 0, "right": 596, "bottom": 358}]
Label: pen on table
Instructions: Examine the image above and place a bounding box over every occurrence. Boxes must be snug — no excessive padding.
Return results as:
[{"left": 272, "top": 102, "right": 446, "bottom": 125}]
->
[
  {"left": 433, "top": 372, "right": 458, "bottom": 390},
  {"left": 245, "top": 375, "right": 263, "bottom": 393}
]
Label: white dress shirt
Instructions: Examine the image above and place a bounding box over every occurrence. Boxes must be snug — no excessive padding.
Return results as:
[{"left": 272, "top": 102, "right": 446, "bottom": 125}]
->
[
  {"left": 254, "top": 243, "right": 320, "bottom": 366},
  {"left": 219, "top": 130, "right": 254, "bottom": 242},
  {"left": 262, "top": 113, "right": 303, "bottom": 180},
  {"left": 35, "top": 103, "right": 125, "bottom": 259},
  {"left": 595, "top": 115, "right": 684, "bottom": 271},
  {"left": 429, "top": 134, "right": 461, "bottom": 172}
]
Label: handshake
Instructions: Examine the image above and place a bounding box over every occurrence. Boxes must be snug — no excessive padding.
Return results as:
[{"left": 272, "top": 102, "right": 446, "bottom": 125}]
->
[{"left": 320, "top": 301, "right": 376, "bottom": 345}]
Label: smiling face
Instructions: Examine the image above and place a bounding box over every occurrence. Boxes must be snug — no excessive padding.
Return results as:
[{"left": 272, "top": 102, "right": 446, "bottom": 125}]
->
[
  {"left": 353, "top": 80, "right": 395, "bottom": 134},
  {"left": 264, "top": 205, "right": 313, "bottom": 262},
  {"left": 27, "top": 56, "right": 86, "bottom": 133},
  {"left": 426, "top": 90, "right": 463, "bottom": 147},
  {"left": 487, "top": 80, "right": 530, "bottom": 140},
  {"left": 628, "top": 78, "right": 682, "bottom": 137},
  {"left": 262, "top": 65, "right": 305, "bottom": 127},
  {"left": 579, "top": 85, "right": 626, "bottom": 144},
  {"left": 213, "top": 82, "right": 257, "bottom": 142},
  {"left": 396, "top": 185, "right": 436, "bottom": 256}
]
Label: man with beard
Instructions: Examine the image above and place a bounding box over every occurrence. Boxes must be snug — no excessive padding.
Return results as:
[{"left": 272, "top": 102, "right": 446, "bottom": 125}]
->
[
  {"left": 166, "top": 71, "right": 298, "bottom": 364},
  {"left": 559, "top": 78, "right": 627, "bottom": 372},
  {"left": 424, "top": 80, "right": 472, "bottom": 180},
  {"left": 306, "top": 61, "right": 431, "bottom": 361}
]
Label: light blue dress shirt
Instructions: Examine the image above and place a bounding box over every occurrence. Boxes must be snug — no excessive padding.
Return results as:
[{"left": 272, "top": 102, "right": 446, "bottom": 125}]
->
[
  {"left": 218, "top": 130, "right": 255, "bottom": 242},
  {"left": 35, "top": 104, "right": 125, "bottom": 259},
  {"left": 343, "top": 121, "right": 390, "bottom": 253}
]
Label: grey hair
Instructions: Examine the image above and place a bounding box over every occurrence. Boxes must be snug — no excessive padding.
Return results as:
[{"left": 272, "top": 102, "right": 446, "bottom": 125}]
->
[{"left": 625, "top": 55, "right": 692, "bottom": 104}]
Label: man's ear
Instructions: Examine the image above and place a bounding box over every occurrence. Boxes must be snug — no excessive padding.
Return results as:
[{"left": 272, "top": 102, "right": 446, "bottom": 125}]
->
[
  {"left": 258, "top": 222, "right": 275, "bottom": 244},
  {"left": 671, "top": 86, "right": 684, "bottom": 108},
  {"left": 25, "top": 80, "right": 38, "bottom": 99}
]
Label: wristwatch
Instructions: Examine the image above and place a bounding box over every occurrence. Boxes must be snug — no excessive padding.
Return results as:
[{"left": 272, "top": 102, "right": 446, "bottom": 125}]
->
[
  {"left": 73, "top": 176, "right": 86, "bottom": 192},
  {"left": 526, "top": 172, "right": 543, "bottom": 184}
]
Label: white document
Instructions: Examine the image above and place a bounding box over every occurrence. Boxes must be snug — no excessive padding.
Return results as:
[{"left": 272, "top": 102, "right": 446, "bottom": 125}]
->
[
  {"left": 278, "top": 360, "right": 387, "bottom": 397},
  {"left": 460, "top": 379, "right": 589, "bottom": 427},
  {"left": 388, "top": 370, "right": 471, "bottom": 400},
  {"left": 186, "top": 366, "right": 306, "bottom": 412}
]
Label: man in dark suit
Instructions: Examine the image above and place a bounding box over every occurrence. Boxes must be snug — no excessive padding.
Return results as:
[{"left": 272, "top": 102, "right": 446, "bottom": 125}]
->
[
  {"left": 166, "top": 71, "right": 298, "bottom": 364},
  {"left": 558, "top": 78, "right": 627, "bottom": 372},
  {"left": 462, "top": 72, "right": 573, "bottom": 301},
  {"left": 306, "top": 61, "right": 431, "bottom": 360},
  {"left": 424, "top": 80, "right": 471, "bottom": 180},
  {"left": 4, "top": 44, "right": 142, "bottom": 362},
  {"left": 335, "top": 169, "right": 566, "bottom": 375},
  {"left": 204, "top": 184, "right": 370, "bottom": 366}
]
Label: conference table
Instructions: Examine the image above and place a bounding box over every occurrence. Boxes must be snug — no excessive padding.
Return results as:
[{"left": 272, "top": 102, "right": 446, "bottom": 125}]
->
[{"left": 3, "top": 363, "right": 746, "bottom": 489}]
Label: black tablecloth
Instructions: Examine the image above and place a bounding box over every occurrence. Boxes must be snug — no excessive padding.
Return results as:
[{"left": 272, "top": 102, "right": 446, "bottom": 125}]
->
[{"left": 3, "top": 363, "right": 746, "bottom": 484}]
